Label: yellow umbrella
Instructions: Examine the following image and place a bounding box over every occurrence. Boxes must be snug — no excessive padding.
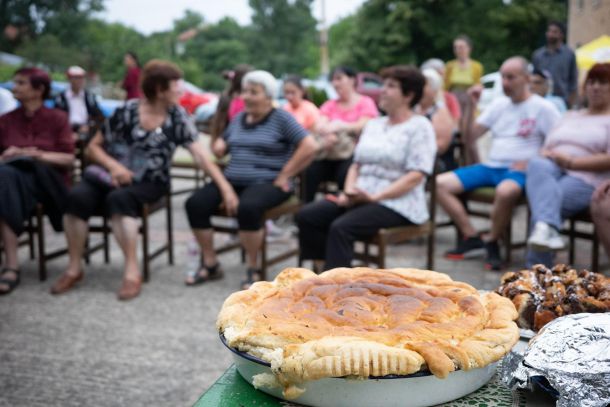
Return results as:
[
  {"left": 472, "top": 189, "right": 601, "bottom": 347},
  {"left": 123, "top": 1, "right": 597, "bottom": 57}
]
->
[{"left": 576, "top": 35, "right": 610, "bottom": 70}]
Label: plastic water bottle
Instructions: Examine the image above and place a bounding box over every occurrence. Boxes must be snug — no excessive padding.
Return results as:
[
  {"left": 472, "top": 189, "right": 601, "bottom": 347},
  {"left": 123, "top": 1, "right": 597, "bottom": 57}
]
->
[{"left": 186, "top": 239, "right": 201, "bottom": 278}]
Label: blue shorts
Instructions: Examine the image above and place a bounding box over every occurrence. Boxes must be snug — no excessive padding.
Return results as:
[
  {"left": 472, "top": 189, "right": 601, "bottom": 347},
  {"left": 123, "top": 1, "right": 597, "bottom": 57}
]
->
[{"left": 454, "top": 164, "right": 526, "bottom": 192}]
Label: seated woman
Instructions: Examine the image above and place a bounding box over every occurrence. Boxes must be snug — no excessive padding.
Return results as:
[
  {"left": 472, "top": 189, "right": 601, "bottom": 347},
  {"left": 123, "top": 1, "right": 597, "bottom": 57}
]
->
[
  {"left": 51, "top": 60, "right": 231, "bottom": 301},
  {"left": 185, "top": 70, "right": 317, "bottom": 289},
  {"left": 282, "top": 75, "right": 320, "bottom": 132},
  {"left": 526, "top": 63, "right": 610, "bottom": 267},
  {"left": 304, "top": 66, "right": 379, "bottom": 202},
  {"left": 416, "top": 68, "right": 457, "bottom": 172},
  {"left": 0, "top": 67, "right": 74, "bottom": 295},
  {"left": 296, "top": 65, "right": 437, "bottom": 270}
]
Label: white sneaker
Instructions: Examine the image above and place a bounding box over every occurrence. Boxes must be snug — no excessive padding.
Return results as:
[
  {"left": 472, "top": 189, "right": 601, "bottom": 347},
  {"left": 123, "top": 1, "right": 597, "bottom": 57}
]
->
[{"left": 528, "top": 221, "right": 565, "bottom": 251}]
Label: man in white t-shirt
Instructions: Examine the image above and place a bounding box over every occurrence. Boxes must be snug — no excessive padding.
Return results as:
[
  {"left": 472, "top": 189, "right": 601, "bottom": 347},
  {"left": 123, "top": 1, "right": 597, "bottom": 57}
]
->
[{"left": 436, "top": 56, "right": 560, "bottom": 270}]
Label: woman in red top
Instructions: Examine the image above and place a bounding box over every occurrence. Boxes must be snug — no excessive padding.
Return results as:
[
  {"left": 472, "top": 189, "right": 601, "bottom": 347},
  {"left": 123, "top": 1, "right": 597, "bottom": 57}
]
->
[
  {"left": 122, "top": 51, "right": 141, "bottom": 100},
  {"left": 0, "top": 67, "right": 74, "bottom": 295}
]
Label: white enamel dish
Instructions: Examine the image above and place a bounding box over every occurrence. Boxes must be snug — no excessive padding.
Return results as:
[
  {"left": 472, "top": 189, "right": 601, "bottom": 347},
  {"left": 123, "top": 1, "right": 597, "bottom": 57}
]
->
[{"left": 220, "top": 334, "right": 497, "bottom": 407}]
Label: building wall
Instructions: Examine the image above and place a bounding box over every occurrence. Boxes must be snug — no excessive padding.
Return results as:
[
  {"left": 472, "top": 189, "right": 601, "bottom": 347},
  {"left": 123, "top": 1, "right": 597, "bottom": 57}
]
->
[{"left": 568, "top": 0, "right": 610, "bottom": 48}]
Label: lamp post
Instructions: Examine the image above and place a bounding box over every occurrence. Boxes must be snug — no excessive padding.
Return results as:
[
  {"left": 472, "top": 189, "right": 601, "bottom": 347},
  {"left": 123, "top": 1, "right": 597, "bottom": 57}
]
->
[{"left": 319, "top": 0, "right": 329, "bottom": 76}]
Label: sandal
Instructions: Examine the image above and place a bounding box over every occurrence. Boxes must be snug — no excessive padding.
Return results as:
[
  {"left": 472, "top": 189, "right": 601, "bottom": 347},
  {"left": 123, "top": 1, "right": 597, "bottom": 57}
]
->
[
  {"left": 0, "top": 268, "right": 21, "bottom": 295},
  {"left": 185, "top": 263, "right": 224, "bottom": 286},
  {"left": 240, "top": 268, "right": 263, "bottom": 290}
]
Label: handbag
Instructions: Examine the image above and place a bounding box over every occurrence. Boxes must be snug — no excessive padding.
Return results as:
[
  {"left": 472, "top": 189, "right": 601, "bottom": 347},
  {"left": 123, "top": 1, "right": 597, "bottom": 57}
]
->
[
  {"left": 83, "top": 164, "right": 115, "bottom": 189},
  {"left": 315, "top": 130, "right": 356, "bottom": 160}
]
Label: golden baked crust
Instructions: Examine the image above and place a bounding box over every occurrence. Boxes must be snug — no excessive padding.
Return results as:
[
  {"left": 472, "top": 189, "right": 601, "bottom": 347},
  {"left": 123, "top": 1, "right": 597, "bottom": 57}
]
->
[{"left": 218, "top": 267, "right": 519, "bottom": 397}]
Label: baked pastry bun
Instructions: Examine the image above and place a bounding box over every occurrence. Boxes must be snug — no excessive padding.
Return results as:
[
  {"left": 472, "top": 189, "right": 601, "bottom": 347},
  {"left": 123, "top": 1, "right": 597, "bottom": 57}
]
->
[{"left": 218, "top": 267, "right": 519, "bottom": 398}]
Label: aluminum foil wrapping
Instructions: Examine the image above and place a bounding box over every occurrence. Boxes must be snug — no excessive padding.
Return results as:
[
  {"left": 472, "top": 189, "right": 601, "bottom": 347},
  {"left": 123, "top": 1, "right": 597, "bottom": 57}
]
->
[{"left": 501, "top": 313, "right": 610, "bottom": 407}]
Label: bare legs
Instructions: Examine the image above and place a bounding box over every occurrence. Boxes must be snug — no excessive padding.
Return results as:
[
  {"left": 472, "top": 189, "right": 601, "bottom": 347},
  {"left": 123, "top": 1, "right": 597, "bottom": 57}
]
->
[
  {"left": 436, "top": 173, "right": 522, "bottom": 241},
  {"left": 0, "top": 220, "right": 19, "bottom": 292},
  {"left": 54, "top": 214, "right": 141, "bottom": 297},
  {"left": 110, "top": 215, "right": 140, "bottom": 282},
  {"left": 63, "top": 214, "right": 89, "bottom": 277},
  {"left": 186, "top": 227, "right": 264, "bottom": 284}
]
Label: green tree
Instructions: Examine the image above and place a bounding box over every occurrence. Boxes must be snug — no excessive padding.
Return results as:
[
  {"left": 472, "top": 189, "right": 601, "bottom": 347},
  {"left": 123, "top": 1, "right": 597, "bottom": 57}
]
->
[
  {"left": 183, "top": 17, "right": 251, "bottom": 90},
  {"left": 333, "top": 0, "right": 566, "bottom": 73},
  {"left": 248, "top": 0, "right": 319, "bottom": 76},
  {"left": 0, "top": 0, "right": 103, "bottom": 51}
]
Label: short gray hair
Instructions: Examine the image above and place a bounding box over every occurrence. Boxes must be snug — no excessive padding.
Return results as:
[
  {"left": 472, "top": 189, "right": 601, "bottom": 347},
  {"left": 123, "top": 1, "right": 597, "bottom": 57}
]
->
[
  {"left": 242, "top": 70, "right": 278, "bottom": 99},
  {"left": 421, "top": 58, "right": 445, "bottom": 74}
]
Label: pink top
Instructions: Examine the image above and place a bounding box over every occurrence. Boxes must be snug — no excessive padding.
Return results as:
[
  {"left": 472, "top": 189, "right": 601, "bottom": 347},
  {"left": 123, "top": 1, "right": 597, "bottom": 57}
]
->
[
  {"left": 228, "top": 97, "right": 245, "bottom": 121},
  {"left": 545, "top": 111, "right": 610, "bottom": 188},
  {"left": 319, "top": 95, "right": 379, "bottom": 123},
  {"left": 283, "top": 99, "right": 320, "bottom": 131}
]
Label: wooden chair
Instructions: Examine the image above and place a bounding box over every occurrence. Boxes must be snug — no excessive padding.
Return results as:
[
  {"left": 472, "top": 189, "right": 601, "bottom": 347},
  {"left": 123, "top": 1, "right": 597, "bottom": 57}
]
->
[
  {"left": 211, "top": 195, "right": 302, "bottom": 280},
  {"left": 16, "top": 204, "right": 69, "bottom": 282},
  {"left": 560, "top": 209, "right": 600, "bottom": 273},
  {"left": 352, "top": 164, "right": 438, "bottom": 270},
  {"left": 88, "top": 193, "right": 174, "bottom": 282}
]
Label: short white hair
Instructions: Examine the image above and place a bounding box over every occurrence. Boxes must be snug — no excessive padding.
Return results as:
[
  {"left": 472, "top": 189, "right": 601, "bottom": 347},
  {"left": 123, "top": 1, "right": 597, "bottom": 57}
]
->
[
  {"left": 423, "top": 68, "right": 445, "bottom": 104},
  {"left": 242, "top": 70, "right": 278, "bottom": 99}
]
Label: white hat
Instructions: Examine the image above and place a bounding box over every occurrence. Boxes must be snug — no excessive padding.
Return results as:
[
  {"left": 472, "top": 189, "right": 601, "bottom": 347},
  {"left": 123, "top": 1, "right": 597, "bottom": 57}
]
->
[{"left": 66, "top": 66, "right": 86, "bottom": 77}]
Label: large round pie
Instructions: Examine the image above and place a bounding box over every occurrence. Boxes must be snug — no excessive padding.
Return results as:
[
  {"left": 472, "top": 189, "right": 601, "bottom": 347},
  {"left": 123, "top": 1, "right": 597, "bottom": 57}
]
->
[{"left": 217, "top": 267, "right": 519, "bottom": 398}]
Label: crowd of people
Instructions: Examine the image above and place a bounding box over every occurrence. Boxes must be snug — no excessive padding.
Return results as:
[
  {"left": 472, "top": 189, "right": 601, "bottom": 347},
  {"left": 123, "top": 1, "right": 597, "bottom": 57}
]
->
[{"left": 1, "top": 20, "right": 609, "bottom": 300}]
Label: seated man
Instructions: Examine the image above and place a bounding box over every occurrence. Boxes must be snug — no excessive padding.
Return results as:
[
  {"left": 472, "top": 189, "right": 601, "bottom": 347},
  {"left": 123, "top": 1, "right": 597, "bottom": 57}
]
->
[
  {"left": 0, "top": 67, "right": 74, "bottom": 295},
  {"left": 54, "top": 65, "right": 104, "bottom": 141},
  {"left": 436, "top": 56, "right": 560, "bottom": 270}
]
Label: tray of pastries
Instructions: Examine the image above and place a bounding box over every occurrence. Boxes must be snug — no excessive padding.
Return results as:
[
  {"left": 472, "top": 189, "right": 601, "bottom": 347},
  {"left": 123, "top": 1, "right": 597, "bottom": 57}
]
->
[
  {"left": 217, "top": 267, "right": 519, "bottom": 407},
  {"left": 496, "top": 264, "right": 610, "bottom": 332}
]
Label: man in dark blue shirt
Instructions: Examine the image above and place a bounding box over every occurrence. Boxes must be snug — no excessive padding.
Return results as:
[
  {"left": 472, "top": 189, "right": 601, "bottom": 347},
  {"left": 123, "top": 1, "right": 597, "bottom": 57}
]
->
[{"left": 532, "top": 21, "right": 578, "bottom": 108}]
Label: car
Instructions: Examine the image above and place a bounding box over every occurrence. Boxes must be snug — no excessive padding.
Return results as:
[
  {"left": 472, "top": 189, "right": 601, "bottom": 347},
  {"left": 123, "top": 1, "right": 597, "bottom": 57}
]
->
[
  {"left": 356, "top": 72, "right": 383, "bottom": 105},
  {"left": 0, "top": 80, "right": 123, "bottom": 117},
  {"left": 179, "top": 80, "right": 218, "bottom": 115}
]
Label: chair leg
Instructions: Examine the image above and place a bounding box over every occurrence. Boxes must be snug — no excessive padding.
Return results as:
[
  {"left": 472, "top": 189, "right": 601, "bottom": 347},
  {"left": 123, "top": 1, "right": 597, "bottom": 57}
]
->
[
  {"left": 364, "top": 243, "right": 370, "bottom": 267},
  {"left": 377, "top": 241, "right": 386, "bottom": 269},
  {"left": 260, "top": 227, "right": 268, "bottom": 281},
  {"left": 84, "top": 235, "right": 91, "bottom": 264},
  {"left": 27, "top": 216, "right": 35, "bottom": 260},
  {"left": 427, "top": 228, "right": 435, "bottom": 271},
  {"left": 36, "top": 206, "right": 46, "bottom": 281},
  {"left": 166, "top": 197, "right": 174, "bottom": 265},
  {"left": 142, "top": 205, "right": 150, "bottom": 282},
  {"left": 505, "top": 220, "right": 513, "bottom": 265},
  {"left": 103, "top": 216, "right": 110, "bottom": 263},
  {"left": 592, "top": 225, "right": 599, "bottom": 273},
  {"left": 569, "top": 218, "right": 576, "bottom": 265}
]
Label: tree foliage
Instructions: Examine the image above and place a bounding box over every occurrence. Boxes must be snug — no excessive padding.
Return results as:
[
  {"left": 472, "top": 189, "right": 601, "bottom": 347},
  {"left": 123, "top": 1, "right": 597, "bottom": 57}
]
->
[
  {"left": 248, "top": 0, "right": 319, "bottom": 76},
  {"left": 3, "top": 0, "right": 569, "bottom": 91},
  {"left": 331, "top": 0, "right": 566, "bottom": 73}
]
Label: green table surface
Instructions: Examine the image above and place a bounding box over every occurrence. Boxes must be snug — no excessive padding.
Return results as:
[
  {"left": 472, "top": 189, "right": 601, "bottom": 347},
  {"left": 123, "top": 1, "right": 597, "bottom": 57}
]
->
[{"left": 193, "top": 364, "right": 554, "bottom": 407}]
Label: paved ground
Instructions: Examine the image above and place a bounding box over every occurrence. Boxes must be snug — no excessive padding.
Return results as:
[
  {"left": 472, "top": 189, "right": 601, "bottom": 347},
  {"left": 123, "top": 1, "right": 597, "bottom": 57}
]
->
[{"left": 0, "top": 181, "right": 606, "bottom": 407}]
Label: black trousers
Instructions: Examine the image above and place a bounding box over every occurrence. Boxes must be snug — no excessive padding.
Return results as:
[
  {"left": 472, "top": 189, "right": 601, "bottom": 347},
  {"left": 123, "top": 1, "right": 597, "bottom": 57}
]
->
[
  {"left": 185, "top": 182, "right": 291, "bottom": 231},
  {"left": 296, "top": 200, "right": 412, "bottom": 269},
  {"left": 66, "top": 179, "right": 168, "bottom": 220},
  {"left": 303, "top": 158, "right": 352, "bottom": 202},
  {"left": 0, "top": 164, "right": 37, "bottom": 235}
]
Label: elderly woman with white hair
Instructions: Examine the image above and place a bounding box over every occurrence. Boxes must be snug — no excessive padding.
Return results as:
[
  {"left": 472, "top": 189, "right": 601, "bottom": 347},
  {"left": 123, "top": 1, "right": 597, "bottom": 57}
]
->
[
  {"left": 416, "top": 68, "right": 457, "bottom": 171},
  {"left": 184, "top": 70, "right": 318, "bottom": 289}
]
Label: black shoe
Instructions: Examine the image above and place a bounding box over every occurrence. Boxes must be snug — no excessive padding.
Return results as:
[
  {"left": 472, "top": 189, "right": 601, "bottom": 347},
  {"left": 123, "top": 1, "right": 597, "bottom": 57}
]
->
[
  {"left": 445, "top": 236, "right": 484, "bottom": 260},
  {"left": 484, "top": 241, "right": 502, "bottom": 271}
]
